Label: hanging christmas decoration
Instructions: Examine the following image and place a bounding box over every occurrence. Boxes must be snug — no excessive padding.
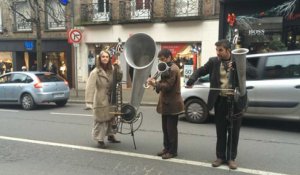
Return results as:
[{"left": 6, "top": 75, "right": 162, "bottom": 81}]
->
[{"left": 227, "top": 13, "right": 236, "bottom": 27}]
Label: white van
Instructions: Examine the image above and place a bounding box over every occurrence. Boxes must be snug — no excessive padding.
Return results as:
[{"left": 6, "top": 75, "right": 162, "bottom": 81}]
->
[{"left": 181, "top": 50, "right": 300, "bottom": 123}]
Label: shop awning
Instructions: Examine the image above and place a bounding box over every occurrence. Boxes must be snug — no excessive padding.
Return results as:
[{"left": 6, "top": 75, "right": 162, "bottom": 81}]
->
[{"left": 177, "top": 45, "right": 192, "bottom": 57}]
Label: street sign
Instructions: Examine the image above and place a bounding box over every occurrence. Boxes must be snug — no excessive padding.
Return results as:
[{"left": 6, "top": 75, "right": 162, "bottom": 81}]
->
[
  {"left": 68, "top": 29, "right": 82, "bottom": 44},
  {"left": 24, "top": 41, "right": 34, "bottom": 51},
  {"left": 184, "top": 65, "right": 193, "bottom": 83},
  {"left": 59, "top": 0, "right": 69, "bottom": 6}
]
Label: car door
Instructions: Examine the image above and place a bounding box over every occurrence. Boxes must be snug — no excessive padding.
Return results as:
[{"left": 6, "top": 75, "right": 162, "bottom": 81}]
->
[
  {"left": 246, "top": 54, "right": 300, "bottom": 120},
  {"left": 0, "top": 74, "right": 12, "bottom": 103},
  {"left": 5, "top": 73, "right": 28, "bottom": 103}
]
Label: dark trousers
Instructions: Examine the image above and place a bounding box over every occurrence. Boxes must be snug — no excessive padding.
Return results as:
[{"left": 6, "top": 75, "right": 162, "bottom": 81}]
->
[
  {"left": 214, "top": 96, "right": 242, "bottom": 161},
  {"left": 162, "top": 114, "right": 179, "bottom": 154}
]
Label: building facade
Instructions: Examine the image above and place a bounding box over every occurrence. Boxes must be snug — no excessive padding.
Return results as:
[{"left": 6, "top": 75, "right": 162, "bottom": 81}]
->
[
  {"left": 0, "top": 0, "right": 73, "bottom": 87},
  {"left": 74, "top": 0, "right": 220, "bottom": 89},
  {"left": 219, "top": 0, "right": 300, "bottom": 53}
]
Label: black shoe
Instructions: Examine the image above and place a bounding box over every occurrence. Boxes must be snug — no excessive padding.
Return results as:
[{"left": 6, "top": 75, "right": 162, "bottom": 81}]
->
[
  {"left": 98, "top": 141, "right": 107, "bottom": 149},
  {"left": 212, "top": 159, "right": 224, "bottom": 167},
  {"left": 108, "top": 135, "right": 121, "bottom": 143}
]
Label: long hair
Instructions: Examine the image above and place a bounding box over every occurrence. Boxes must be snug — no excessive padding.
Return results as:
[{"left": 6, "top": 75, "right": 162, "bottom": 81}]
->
[{"left": 96, "top": 50, "right": 112, "bottom": 72}]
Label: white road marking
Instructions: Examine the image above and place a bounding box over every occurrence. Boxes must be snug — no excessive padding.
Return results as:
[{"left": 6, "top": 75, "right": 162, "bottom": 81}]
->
[
  {"left": 50, "top": 112, "right": 92, "bottom": 117},
  {"left": 0, "top": 109, "right": 19, "bottom": 112},
  {"left": 0, "top": 136, "right": 290, "bottom": 175}
]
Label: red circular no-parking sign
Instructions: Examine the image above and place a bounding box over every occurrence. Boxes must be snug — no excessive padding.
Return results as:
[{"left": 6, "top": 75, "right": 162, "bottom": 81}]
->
[{"left": 68, "top": 29, "right": 82, "bottom": 43}]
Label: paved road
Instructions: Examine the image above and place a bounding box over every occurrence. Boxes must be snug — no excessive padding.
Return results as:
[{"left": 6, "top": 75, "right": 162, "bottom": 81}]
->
[{"left": 0, "top": 104, "right": 299, "bottom": 175}]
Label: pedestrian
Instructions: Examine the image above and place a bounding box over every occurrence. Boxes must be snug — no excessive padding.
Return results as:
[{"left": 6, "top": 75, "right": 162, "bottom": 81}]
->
[
  {"left": 146, "top": 49, "right": 184, "bottom": 159},
  {"left": 85, "top": 50, "right": 122, "bottom": 149},
  {"left": 186, "top": 39, "right": 257, "bottom": 169}
]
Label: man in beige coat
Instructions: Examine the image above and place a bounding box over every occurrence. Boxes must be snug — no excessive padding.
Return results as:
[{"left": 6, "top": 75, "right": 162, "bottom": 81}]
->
[{"left": 85, "top": 50, "right": 122, "bottom": 148}]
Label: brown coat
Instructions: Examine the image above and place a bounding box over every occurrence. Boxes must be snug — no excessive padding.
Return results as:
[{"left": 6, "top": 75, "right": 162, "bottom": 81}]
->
[
  {"left": 85, "top": 66, "right": 120, "bottom": 122},
  {"left": 156, "top": 63, "right": 184, "bottom": 115}
]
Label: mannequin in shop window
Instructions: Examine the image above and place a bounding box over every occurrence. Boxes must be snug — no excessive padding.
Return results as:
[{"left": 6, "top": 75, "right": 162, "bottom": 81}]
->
[
  {"left": 22, "top": 66, "right": 27, "bottom": 71},
  {"left": 42, "top": 63, "right": 48, "bottom": 72},
  {"left": 0, "top": 60, "right": 4, "bottom": 75},
  {"left": 50, "top": 64, "right": 57, "bottom": 74},
  {"left": 60, "top": 61, "right": 67, "bottom": 78},
  {"left": 30, "top": 61, "right": 37, "bottom": 71},
  {"left": 88, "top": 51, "right": 96, "bottom": 75}
]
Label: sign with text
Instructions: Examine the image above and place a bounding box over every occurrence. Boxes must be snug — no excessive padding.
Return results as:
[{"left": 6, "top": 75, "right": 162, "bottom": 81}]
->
[{"left": 184, "top": 65, "right": 193, "bottom": 83}]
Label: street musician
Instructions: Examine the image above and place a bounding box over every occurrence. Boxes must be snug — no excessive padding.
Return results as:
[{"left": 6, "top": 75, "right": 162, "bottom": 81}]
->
[{"left": 147, "top": 48, "right": 184, "bottom": 159}]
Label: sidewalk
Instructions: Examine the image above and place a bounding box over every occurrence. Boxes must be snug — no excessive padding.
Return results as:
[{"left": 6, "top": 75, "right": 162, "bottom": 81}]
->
[{"left": 68, "top": 87, "right": 158, "bottom": 106}]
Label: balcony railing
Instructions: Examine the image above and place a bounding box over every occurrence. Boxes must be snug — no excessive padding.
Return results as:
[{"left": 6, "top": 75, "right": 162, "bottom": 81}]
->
[
  {"left": 14, "top": 21, "right": 32, "bottom": 32},
  {"left": 47, "top": 21, "right": 66, "bottom": 30},
  {"left": 164, "top": 0, "right": 203, "bottom": 20},
  {"left": 119, "top": 1, "right": 153, "bottom": 22},
  {"left": 81, "top": 3, "right": 112, "bottom": 24}
]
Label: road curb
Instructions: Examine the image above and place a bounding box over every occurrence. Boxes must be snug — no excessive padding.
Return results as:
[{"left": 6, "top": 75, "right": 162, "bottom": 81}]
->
[{"left": 68, "top": 100, "right": 157, "bottom": 107}]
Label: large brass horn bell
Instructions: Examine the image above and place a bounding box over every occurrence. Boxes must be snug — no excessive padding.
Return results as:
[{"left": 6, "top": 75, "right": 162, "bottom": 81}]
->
[{"left": 121, "top": 33, "right": 156, "bottom": 122}]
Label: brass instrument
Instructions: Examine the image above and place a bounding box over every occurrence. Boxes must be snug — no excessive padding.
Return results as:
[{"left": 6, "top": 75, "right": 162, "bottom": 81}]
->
[
  {"left": 143, "top": 62, "right": 169, "bottom": 88},
  {"left": 110, "top": 33, "right": 156, "bottom": 149},
  {"left": 231, "top": 48, "right": 249, "bottom": 100}
]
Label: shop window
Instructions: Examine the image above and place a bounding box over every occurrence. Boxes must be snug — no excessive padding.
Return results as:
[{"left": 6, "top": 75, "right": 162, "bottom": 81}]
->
[
  {"left": 235, "top": 17, "right": 285, "bottom": 53},
  {"left": 0, "top": 52, "right": 13, "bottom": 74},
  {"left": 44, "top": 52, "right": 67, "bottom": 79},
  {"left": 14, "top": 1, "right": 32, "bottom": 31},
  {"left": 46, "top": 0, "right": 66, "bottom": 30}
]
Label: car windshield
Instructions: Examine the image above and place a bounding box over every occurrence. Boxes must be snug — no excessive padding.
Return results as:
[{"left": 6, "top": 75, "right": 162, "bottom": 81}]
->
[{"left": 36, "top": 73, "right": 64, "bottom": 82}]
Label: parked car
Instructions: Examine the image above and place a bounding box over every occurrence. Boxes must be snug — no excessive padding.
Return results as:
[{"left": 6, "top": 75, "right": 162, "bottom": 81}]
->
[
  {"left": 182, "top": 50, "right": 300, "bottom": 123},
  {"left": 0, "top": 71, "right": 70, "bottom": 110}
]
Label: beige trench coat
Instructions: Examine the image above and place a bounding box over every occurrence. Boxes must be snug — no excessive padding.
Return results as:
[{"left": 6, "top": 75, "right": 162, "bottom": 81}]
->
[{"left": 85, "top": 66, "right": 120, "bottom": 122}]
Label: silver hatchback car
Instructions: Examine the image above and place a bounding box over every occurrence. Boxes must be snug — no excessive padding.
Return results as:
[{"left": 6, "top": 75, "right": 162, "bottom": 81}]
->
[
  {"left": 0, "top": 72, "right": 70, "bottom": 110},
  {"left": 182, "top": 50, "right": 300, "bottom": 123}
]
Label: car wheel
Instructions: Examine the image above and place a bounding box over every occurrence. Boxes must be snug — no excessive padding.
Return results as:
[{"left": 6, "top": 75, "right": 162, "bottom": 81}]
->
[
  {"left": 55, "top": 100, "right": 68, "bottom": 107},
  {"left": 21, "top": 94, "right": 36, "bottom": 110},
  {"left": 185, "top": 98, "right": 208, "bottom": 123}
]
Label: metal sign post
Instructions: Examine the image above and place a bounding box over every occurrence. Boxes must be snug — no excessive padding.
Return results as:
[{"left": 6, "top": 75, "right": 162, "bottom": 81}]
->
[{"left": 68, "top": 30, "right": 81, "bottom": 97}]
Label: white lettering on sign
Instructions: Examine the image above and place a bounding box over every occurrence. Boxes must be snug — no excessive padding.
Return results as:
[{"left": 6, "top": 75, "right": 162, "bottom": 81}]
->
[{"left": 248, "top": 29, "right": 265, "bottom": 36}]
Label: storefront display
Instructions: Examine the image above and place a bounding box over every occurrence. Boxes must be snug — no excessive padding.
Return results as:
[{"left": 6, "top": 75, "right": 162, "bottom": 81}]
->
[
  {"left": 220, "top": 0, "right": 300, "bottom": 53},
  {"left": 161, "top": 43, "right": 201, "bottom": 77},
  {"left": 0, "top": 52, "right": 13, "bottom": 74},
  {"left": 44, "top": 52, "right": 67, "bottom": 79}
]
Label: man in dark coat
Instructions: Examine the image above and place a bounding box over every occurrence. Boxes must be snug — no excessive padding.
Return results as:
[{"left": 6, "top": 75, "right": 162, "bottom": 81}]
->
[
  {"left": 186, "top": 39, "right": 257, "bottom": 169},
  {"left": 147, "top": 49, "right": 184, "bottom": 159}
]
